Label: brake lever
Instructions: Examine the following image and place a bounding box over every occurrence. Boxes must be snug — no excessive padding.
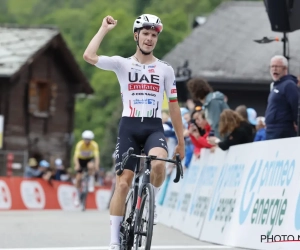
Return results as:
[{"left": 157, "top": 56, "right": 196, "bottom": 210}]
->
[
  {"left": 173, "top": 154, "right": 183, "bottom": 183},
  {"left": 117, "top": 147, "right": 134, "bottom": 176}
]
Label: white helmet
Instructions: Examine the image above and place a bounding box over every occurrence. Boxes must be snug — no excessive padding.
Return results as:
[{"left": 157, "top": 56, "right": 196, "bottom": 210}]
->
[
  {"left": 82, "top": 130, "right": 94, "bottom": 140},
  {"left": 133, "top": 14, "right": 163, "bottom": 34}
]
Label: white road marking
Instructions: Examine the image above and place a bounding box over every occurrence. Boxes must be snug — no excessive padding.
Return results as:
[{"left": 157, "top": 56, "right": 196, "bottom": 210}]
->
[{"left": 1, "top": 245, "right": 232, "bottom": 250}]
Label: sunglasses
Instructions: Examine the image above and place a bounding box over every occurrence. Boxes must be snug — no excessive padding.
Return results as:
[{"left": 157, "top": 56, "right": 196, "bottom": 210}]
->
[{"left": 141, "top": 22, "right": 163, "bottom": 33}]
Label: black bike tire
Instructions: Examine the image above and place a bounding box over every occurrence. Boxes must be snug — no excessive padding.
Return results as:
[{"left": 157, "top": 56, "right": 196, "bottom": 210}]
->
[
  {"left": 134, "top": 183, "right": 154, "bottom": 250},
  {"left": 124, "top": 188, "right": 134, "bottom": 220},
  {"left": 81, "top": 175, "right": 89, "bottom": 211},
  {"left": 120, "top": 189, "right": 134, "bottom": 250}
]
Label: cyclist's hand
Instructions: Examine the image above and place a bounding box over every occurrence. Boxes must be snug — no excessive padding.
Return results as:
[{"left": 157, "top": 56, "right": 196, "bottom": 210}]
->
[
  {"left": 101, "top": 16, "right": 118, "bottom": 31},
  {"left": 174, "top": 143, "right": 185, "bottom": 160}
]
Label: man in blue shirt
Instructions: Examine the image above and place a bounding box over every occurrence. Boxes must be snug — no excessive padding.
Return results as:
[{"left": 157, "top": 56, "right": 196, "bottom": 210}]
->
[{"left": 265, "top": 55, "right": 299, "bottom": 140}]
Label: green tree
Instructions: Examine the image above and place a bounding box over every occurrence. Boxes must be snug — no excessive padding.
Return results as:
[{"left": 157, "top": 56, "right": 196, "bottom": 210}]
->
[
  {"left": 134, "top": 0, "right": 152, "bottom": 16},
  {"left": 1, "top": 0, "right": 239, "bottom": 169}
]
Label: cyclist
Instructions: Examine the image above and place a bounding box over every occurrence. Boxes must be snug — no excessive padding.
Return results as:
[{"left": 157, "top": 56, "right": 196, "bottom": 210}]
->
[
  {"left": 73, "top": 130, "right": 100, "bottom": 205},
  {"left": 83, "top": 14, "right": 185, "bottom": 250}
]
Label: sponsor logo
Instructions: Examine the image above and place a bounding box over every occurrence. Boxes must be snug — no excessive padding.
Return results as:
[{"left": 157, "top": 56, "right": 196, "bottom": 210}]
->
[
  {"left": 57, "top": 185, "right": 81, "bottom": 211},
  {"left": 173, "top": 80, "right": 176, "bottom": 86},
  {"left": 131, "top": 92, "right": 156, "bottom": 97},
  {"left": 171, "top": 89, "right": 177, "bottom": 94},
  {"left": 131, "top": 68, "right": 141, "bottom": 72},
  {"left": 133, "top": 99, "right": 156, "bottom": 105},
  {"left": 80, "top": 150, "right": 93, "bottom": 157},
  {"left": 20, "top": 181, "right": 45, "bottom": 209},
  {"left": 0, "top": 181, "right": 12, "bottom": 209},
  {"left": 159, "top": 138, "right": 164, "bottom": 141},
  {"left": 148, "top": 65, "right": 156, "bottom": 68},
  {"left": 95, "top": 189, "right": 111, "bottom": 211},
  {"left": 148, "top": 69, "right": 155, "bottom": 73},
  {"left": 239, "top": 153, "right": 294, "bottom": 236},
  {"left": 128, "top": 83, "right": 159, "bottom": 92},
  {"left": 128, "top": 73, "right": 160, "bottom": 84}
]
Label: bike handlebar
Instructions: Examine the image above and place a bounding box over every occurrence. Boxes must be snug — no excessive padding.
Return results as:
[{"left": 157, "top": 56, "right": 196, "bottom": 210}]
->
[{"left": 116, "top": 147, "right": 184, "bottom": 183}]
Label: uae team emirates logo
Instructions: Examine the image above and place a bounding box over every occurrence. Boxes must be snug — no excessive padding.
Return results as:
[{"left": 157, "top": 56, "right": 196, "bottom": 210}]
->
[
  {"left": 128, "top": 72, "right": 160, "bottom": 92},
  {"left": 128, "top": 83, "right": 160, "bottom": 92}
]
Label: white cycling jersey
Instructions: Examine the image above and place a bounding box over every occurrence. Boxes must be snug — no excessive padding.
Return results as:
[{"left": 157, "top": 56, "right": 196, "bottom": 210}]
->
[{"left": 94, "top": 56, "right": 178, "bottom": 119}]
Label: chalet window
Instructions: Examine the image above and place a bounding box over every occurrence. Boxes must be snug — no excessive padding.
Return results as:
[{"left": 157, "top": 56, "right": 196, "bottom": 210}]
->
[{"left": 28, "top": 79, "right": 57, "bottom": 117}]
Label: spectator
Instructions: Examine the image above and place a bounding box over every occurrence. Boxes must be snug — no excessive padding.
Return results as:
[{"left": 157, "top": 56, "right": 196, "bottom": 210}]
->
[
  {"left": 254, "top": 116, "right": 266, "bottom": 142},
  {"left": 181, "top": 107, "right": 194, "bottom": 169},
  {"left": 162, "top": 110, "right": 177, "bottom": 159},
  {"left": 189, "top": 110, "right": 212, "bottom": 158},
  {"left": 246, "top": 108, "right": 257, "bottom": 138},
  {"left": 39, "top": 160, "right": 52, "bottom": 181},
  {"left": 265, "top": 55, "right": 299, "bottom": 140},
  {"left": 181, "top": 107, "right": 191, "bottom": 128},
  {"left": 207, "top": 109, "right": 253, "bottom": 150},
  {"left": 24, "top": 158, "right": 41, "bottom": 178},
  {"left": 186, "top": 99, "right": 196, "bottom": 111},
  {"left": 190, "top": 108, "right": 205, "bottom": 135},
  {"left": 54, "top": 158, "right": 71, "bottom": 182},
  {"left": 187, "top": 77, "right": 229, "bottom": 139},
  {"left": 235, "top": 105, "right": 248, "bottom": 122}
]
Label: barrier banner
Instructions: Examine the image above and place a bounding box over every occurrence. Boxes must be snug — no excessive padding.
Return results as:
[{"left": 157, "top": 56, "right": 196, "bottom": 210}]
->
[
  {"left": 171, "top": 155, "right": 197, "bottom": 230},
  {"left": 157, "top": 169, "right": 180, "bottom": 226},
  {"left": 0, "top": 177, "right": 110, "bottom": 211},
  {"left": 199, "top": 144, "right": 250, "bottom": 243},
  {"left": 200, "top": 138, "right": 300, "bottom": 250},
  {"left": 228, "top": 138, "right": 300, "bottom": 250},
  {"left": 182, "top": 148, "right": 226, "bottom": 238}
]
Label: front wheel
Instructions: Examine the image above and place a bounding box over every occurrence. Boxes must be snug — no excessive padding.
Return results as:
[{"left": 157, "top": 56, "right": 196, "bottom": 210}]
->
[
  {"left": 134, "top": 183, "right": 154, "bottom": 250},
  {"left": 80, "top": 174, "right": 89, "bottom": 211},
  {"left": 120, "top": 189, "right": 134, "bottom": 250}
]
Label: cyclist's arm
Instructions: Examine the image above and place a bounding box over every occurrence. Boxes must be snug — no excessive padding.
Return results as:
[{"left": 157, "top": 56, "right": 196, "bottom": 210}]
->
[
  {"left": 83, "top": 27, "right": 108, "bottom": 65},
  {"left": 83, "top": 17, "right": 120, "bottom": 70},
  {"left": 73, "top": 142, "right": 82, "bottom": 169},
  {"left": 164, "top": 66, "right": 185, "bottom": 146},
  {"left": 93, "top": 142, "right": 100, "bottom": 171}
]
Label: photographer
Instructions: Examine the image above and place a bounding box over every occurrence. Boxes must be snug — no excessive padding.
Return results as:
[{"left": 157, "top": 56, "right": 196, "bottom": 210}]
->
[{"left": 189, "top": 110, "right": 212, "bottom": 158}]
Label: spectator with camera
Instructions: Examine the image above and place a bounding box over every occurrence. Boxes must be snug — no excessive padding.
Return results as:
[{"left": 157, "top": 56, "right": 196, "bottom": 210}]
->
[{"left": 189, "top": 110, "right": 212, "bottom": 158}]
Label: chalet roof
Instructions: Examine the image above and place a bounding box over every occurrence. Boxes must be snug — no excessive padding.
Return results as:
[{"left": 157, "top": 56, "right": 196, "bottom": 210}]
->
[
  {"left": 0, "top": 25, "right": 93, "bottom": 94},
  {"left": 163, "top": 1, "right": 300, "bottom": 84}
]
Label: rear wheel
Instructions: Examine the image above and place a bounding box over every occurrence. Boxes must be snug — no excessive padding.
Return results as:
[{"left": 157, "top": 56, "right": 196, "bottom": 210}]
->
[{"left": 134, "top": 183, "right": 154, "bottom": 250}]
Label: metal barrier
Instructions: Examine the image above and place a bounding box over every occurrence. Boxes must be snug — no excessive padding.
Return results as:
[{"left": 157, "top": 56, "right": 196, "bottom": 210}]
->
[{"left": 0, "top": 150, "right": 28, "bottom": 176}]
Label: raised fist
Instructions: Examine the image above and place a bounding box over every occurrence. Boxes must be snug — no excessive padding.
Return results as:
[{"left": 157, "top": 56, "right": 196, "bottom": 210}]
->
[{"left": 101, "top": 15, "right": 118, "bottom": 31}]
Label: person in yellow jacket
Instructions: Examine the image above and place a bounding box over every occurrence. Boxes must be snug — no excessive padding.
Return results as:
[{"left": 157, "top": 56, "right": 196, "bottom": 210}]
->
[{"left": 73, "top": 130, "right": 100, "bottom": 205}]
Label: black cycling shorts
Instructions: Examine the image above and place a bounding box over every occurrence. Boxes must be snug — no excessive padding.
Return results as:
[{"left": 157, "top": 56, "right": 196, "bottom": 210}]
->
[
  {"left": 114, "top": 117, "right": 168, "bottom": 172},
  {"left": 77, "top": 158, "right": 94, "bottom": 173}
]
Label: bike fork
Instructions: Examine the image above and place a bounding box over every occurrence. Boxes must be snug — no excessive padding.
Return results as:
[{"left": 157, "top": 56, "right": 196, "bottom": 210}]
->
[{"left": 134, "top": 158, "right": 151, "bottom": 235}]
